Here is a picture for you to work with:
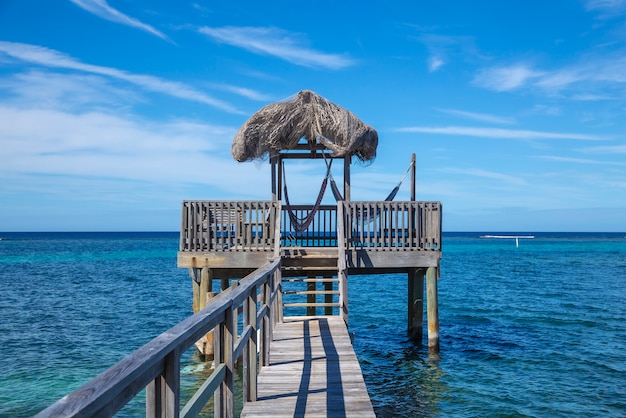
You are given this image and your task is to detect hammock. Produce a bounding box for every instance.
[283,155,414,232]
[282,160,332,234]
[326,155,413,203]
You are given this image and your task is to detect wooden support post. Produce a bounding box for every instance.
[324,280,333,316]
[164,350,180,418]
[215,307,234,418]
[307,276,316,316]
[199,267,211,311]
[146,374,164,417]
[426,266,440,352]
[221,278,229,291]
[243,285,257,402]
[146,350,180,417]
[408,268,424,342]
[275,269,283,323]
[343,156,351,201]
[191,268,200,314]
[271,155,277,201]
[337,202,348,325]
[260,280,271,367]
[193,268,215,357]
[410,153,416,202]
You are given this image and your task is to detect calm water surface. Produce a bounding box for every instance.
[1,232,625,417]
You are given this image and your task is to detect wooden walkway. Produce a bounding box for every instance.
[241,316,375,418]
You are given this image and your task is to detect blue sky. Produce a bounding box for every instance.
[0,0,625,232]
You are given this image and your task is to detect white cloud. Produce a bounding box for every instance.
[69,0,168,40]
[0,70,141,109]
[413,31,482,73]
[428,56,444,72]
[532,105,562,116]
[0,41,241,113]
[538,155,626,165]
[212,84,273,101]
[475,55,626,97]
[578,144,626,154]
[396,126,607,140]
[435,108,516,124]
[473,64,545,91]
[0,105,274,199]
[442,167,527,185]
[584,0,626,15]
[198,26,356,70]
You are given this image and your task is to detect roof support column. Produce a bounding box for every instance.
[343,156,351,202]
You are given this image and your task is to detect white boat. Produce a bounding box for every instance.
[479,235,535,247]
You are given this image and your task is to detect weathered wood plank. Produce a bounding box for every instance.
[241,316,375,418]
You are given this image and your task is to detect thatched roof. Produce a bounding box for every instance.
[232,90,378,162]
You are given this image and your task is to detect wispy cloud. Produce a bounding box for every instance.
[69,0,168,40]
[198,26,356,70]
[473,64,545,91]
[0,41,241,113]
[475,55,626,96]
[436,108,516,124]
[0,70,139,109]
[442,167,527,185]
[584,0,626,15]
[578,144,626,154]
[0,105,269,192]
[211,84,273,101]
[428,56,445,72]
[538,155,626,165]
[396,126,607,140]
[411,31,482,73]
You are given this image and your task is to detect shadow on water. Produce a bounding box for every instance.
[354,331,449,418]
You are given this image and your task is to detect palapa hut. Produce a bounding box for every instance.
[232,89,378,163]
[178,89,442,354]
[231,90,380,205]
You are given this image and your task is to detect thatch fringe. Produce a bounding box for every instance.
[232,90,378,162]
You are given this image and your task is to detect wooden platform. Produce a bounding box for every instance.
[241,316,375,418]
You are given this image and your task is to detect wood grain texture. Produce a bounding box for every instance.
[241,316,375,418]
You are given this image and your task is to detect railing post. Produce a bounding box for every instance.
[145,350,180,418]
[244,285,258,402]
[146,375,164,418]
[164,350,180,418]
[215,306,234,418]
[337,202,348,324]
[274,268,283,324]
[261,278,271,366]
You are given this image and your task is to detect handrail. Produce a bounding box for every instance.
[180,200,442,251]
[180,200,279,252]
[341,201,442,250]
[35,258,282,418]
[280,204,337,247]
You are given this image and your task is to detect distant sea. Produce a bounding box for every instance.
[1,232,625,417]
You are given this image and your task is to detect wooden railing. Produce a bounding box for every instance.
[340,201,442,250]
[35,259,282,418]
[180,200,442,252]
[281,204,337,246]
[180,201,280,252]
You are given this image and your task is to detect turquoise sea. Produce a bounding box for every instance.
[1,232,625,417]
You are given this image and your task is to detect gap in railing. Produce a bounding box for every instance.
[281,277,339,317]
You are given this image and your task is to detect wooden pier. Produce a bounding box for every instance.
[240,316,375,418]
[36,91,443,417]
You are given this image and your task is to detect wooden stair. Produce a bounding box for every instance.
[280,248,340,315]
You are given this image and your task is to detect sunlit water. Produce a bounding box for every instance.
[1,232,625,417]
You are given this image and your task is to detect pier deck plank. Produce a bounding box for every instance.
[241,316,375,418]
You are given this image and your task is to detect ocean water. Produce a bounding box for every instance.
[1,232,625,417]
